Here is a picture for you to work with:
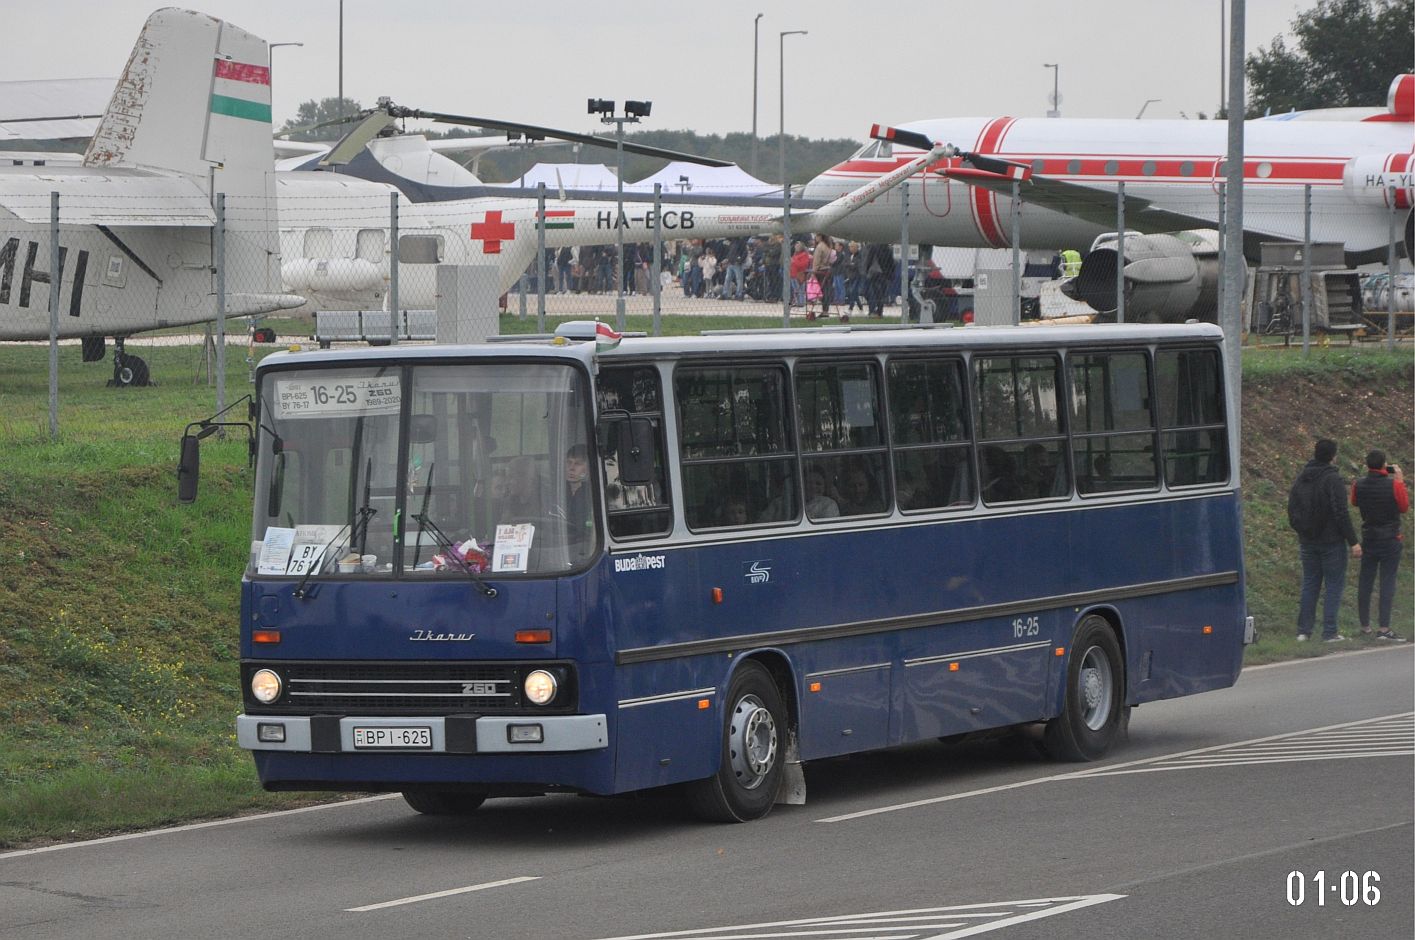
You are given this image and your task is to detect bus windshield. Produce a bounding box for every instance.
[250,361,594,579]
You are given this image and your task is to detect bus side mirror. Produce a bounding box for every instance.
[177,434,201,503]
[616,418,657,486]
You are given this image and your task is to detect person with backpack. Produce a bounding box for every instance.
[1350,449,1408,641]
[1288,438,1362,642]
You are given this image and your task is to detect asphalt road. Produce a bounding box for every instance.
[2,647,1411,940]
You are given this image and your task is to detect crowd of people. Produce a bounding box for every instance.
[530,235,959,320]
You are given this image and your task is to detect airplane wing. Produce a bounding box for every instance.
[0,78,113,141]
[0,167,214,225]
[939,163,1282,257]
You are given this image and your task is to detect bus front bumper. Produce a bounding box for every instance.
[236,713,608,754]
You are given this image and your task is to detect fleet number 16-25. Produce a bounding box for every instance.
[1012,616,1040,638]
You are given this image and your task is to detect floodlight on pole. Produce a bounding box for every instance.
[1043,63,1060,118]
[1136,98,1162,119]
[594,99,651,331]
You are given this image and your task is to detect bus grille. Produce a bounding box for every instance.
[260,663,534,713]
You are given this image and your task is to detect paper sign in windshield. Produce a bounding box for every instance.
[256,527,295,575]
[275,376,401,420]
[492,524,534,573]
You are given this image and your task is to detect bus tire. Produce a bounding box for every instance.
[1043,615,1126,762]
[686,661,784,823]
[401,790,487,816]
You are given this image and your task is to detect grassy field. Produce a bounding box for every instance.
[0,322,1409,848]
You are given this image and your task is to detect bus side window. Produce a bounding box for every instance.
[1155,348,1228,487]
[887,357,974,512]
[597,366,672,539]
[676,365,796,529]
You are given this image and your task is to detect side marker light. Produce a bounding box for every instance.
[1202,625,1213,635]
[948,662,960,672]
[711,587,723,604]
[252,630,281,644]
[516,629,552,644]
[808,681,822,693]
[697,699,710,710]
[1055,647,1066,657]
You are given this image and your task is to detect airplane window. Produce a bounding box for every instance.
[1067,159,1082,175]
[1104,160,1120,176]
[1142,161,1157,176]
[1180,161,1195,177]
[1256,162,1273,178]
[878,142,894,158]
[851,141,879,159]
[303,227,334,259]
[1032,159,1046,174]
[356,229,385,262]
[398,235,443,264]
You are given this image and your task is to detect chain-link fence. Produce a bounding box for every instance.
[4,178,1409,437]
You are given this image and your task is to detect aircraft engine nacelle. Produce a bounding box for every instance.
[1061,232,1221,323]
[281,258,384,293]
[1342,153,1413,209]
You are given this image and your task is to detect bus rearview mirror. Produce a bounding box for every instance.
[177,434,200,503]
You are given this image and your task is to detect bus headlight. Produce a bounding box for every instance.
[251,668,283,704]
[523,670,558,706]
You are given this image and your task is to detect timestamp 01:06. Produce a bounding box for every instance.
[1286,870,1381,906]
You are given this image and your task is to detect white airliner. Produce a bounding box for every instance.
[0,9,938,382]
[802,76,1413,321]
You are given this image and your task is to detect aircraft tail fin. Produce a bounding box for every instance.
[85,9,281,293]
[84,8,272,190]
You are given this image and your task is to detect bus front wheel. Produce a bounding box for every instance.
[1043,616,1127,762]
[402,790,487,816]
[686,661,784,823]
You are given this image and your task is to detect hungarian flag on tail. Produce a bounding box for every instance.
[594,321,622,351]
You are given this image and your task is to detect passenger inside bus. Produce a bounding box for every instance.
[501,455,543,520]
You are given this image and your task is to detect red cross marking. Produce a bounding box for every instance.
[470,210,517,254]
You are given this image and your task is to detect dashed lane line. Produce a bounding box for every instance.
[344,875,540,913]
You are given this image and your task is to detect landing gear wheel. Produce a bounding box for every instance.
[686,661,785,822]
[1043,615,1127,762]
[115,355,150,387]
[401,790,487,815]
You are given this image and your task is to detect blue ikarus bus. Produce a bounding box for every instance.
[203,321,1250,822]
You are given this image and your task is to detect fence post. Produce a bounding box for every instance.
[899,181,910,322]
[216,193,227,417]
[48,192,59,439]
[536,183,547,333]
[652,183,663,336]
[1010,178,1021,325]
[781,186,792,327]
[388,192,399,346]
[1301,183,1312,357]
[1115,181,1125,324]
[1389,185,1400,350]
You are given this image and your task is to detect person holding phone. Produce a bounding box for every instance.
[1351,449,1409,641]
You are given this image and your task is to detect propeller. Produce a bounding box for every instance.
[869,124,1028,179]
[318,97,732,168]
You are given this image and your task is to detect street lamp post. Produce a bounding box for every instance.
[1043,62,1060,117]
[1136,98,1162,119]
[267,41,303,76]
[590,98,651,331]
[778,29,807,192]
[751,13,763,178]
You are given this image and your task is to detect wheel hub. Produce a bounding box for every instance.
[729,695,778,790]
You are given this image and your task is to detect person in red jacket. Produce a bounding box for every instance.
[1351,449,1409,641]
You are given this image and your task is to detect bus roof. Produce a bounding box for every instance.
[256,322,1224,375]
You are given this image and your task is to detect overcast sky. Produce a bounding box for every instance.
[6,1,1323,141]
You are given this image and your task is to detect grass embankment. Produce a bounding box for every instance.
[0,326,1409,848]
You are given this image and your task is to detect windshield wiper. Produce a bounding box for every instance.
[412,511,498,598]
[411,462,435,570]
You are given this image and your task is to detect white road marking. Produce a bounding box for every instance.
[0,794,399,861]
[818,712,1413,822]
[344,875,540,912]
[589,895,1125,940]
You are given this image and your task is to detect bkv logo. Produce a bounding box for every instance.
[743,560,772,584]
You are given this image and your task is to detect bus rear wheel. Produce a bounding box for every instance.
[401,790,487,816]
[1043,615,1127,762]
[686,661,784,823]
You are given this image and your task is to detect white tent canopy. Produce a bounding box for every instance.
[628,161,780,197]
[516,162,619,191]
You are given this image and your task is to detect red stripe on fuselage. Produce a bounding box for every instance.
[214,60,271,85]
[971,117,1014,247]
